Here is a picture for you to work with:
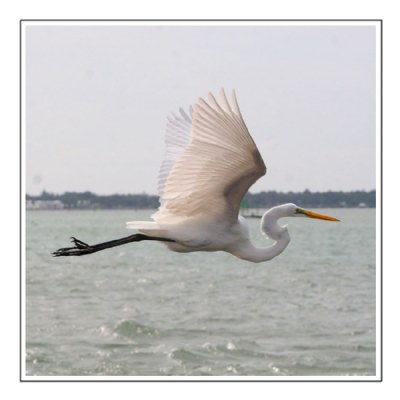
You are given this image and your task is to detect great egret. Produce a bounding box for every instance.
[53,89,339,262]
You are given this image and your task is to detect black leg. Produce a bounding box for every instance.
[52,234,175,257]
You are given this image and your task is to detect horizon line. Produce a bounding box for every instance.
[26,188,377,197]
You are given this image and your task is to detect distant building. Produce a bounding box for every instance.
[26,200,64,210]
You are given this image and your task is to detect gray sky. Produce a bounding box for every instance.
[25,22,377,195]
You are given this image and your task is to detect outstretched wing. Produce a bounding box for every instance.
[153,89,266,225]
[157,106,193,201]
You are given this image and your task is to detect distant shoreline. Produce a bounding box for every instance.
[26,190,376,210]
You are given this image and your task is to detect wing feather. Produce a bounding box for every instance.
[153,89,266,225]
[157,108,192,198]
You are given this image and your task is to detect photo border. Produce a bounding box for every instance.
[20,18,383,383]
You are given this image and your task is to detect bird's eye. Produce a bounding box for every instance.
[294,208,305,216]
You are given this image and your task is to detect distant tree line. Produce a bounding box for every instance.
[241,189,375,209]
[26,189,376,209]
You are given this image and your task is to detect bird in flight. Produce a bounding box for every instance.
[53,89,339,262]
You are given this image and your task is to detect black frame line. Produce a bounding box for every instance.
[20,18,383,383]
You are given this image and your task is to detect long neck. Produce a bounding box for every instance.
[232,206,291,263]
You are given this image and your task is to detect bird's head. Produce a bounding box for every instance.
[260,203,339,243]
[284,203,340,221]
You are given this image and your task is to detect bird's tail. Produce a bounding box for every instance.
[126,221,166,236]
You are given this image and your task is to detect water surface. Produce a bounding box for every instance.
[25,209,376,378]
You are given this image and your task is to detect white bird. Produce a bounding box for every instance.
[53,89,339,262]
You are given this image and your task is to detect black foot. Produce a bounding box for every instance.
[52,237,96,257]
[53,233,176,258]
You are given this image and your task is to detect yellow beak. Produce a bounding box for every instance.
[297,208,340,222]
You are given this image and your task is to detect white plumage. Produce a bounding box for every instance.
[126,89,338,262]
[54,89,339,261]
[130,89,265,226]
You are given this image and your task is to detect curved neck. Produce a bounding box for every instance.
[232,205,292,263]
[233,235,290,263]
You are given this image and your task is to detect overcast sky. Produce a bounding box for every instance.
[24,22,377,196]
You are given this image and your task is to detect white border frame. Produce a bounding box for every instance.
[20,19,382,382]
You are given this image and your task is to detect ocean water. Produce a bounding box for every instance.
[24,208,377,378]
